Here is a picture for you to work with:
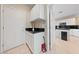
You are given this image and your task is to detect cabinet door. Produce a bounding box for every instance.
[30,5,40,21]
[39,5,45,20]
[34,32,44,53]
[26,31,34,52]
[30,4,45,21]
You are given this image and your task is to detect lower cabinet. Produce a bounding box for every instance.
[26,31,44,54]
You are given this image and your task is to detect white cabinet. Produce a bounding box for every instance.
[70,29,79,37]
[26,31,44,53]
[26,31,34,52]
[30,4,45,21]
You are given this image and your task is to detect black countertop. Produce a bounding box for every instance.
[25,28,45,34]
[55,25,79,30]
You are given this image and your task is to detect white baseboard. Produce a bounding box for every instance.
[2,42,25,53]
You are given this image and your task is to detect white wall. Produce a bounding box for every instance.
[31,20,46,28]
[2,4,31,51]
[55,18,76,25]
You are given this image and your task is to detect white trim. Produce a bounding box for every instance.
[1,4,4,53]
[0,5,1,53]
[50,5,56,50]
[46,5,50,51]
[3,43,25,53]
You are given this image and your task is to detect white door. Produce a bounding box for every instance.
[3,5,26,51]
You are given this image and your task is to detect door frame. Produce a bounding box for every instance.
[47,4,55,51]
[46,5,53,51]
[1,4,4,53]
[45,5,49,51]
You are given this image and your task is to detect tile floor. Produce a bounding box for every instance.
[4,43,31,54]
[52,35,79,54]
[4,35,79,54]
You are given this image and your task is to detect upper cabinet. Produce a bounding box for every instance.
[30,4,45,22]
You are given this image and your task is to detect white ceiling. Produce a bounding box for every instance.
[53,4,79,20]
[26,4,79,20]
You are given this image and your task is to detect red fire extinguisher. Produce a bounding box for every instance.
[41,36,47,53]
